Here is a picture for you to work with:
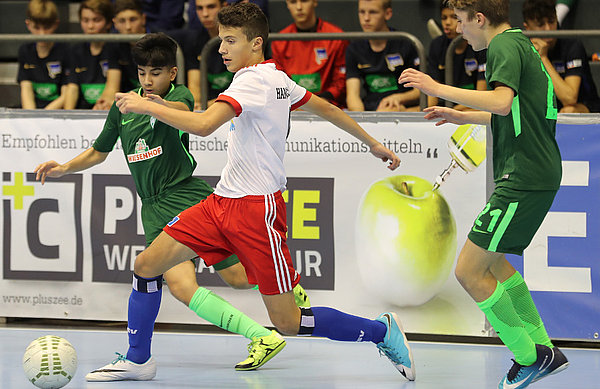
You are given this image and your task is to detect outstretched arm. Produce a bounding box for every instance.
[423,106,491,126]
[34,147,109,184]
[398,68,514,116]
[115,91,235,136]
[301,94,401,170]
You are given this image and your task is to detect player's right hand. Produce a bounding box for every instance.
[370,143,401,171]
[423,106,467,126]
[34,161,65,185]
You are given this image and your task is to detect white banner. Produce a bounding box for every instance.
[0,112,487,336]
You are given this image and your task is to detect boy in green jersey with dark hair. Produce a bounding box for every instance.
[398,0,568,387]
[35,32,309,382]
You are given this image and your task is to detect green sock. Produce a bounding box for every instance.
[502,271,553,348]
[477,282,537,366]
[188,287,271,340]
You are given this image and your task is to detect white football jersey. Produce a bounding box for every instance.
[214,60,311,197]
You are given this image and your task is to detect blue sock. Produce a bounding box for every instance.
[126,274,163,364]
[309,307,387,344]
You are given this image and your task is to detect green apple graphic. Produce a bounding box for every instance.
[355,175,457,306]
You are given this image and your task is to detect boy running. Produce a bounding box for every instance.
[398,0,568,387]
[35,32,309,381]
[115,2,415,380]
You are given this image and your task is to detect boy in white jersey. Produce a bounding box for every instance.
[115,2,415,379]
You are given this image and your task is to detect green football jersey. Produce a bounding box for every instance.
[486,28,562,190]
[93,84,197,199]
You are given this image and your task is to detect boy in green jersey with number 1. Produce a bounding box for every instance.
[398,0,569,388]
[35,32,310,382]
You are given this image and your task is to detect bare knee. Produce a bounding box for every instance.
[269,311,300,336]
[134,251,154,278]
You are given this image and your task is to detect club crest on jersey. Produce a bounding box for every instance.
[127,138,163,163]
[100,60,109,78]
[314,48,328,65]
[385,54,404,71]
[464,58,478,76]
[229,120,236,132]
[150,116,156,129]
[46,61,62,79]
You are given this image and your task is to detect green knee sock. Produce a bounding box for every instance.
[477,282,537,366]
[188,287,271,340]
[502,271,553,348]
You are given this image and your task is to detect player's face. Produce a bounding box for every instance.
[80,8,110,34]
[218,26,260,72]
[454,9,486,51]
[286,0,317,27]
[358,0,391,33]
[440,8,458,39]
[524,17,557,46]
[196,0,223,31]
[137,66,177,96]
[113,10,146,34]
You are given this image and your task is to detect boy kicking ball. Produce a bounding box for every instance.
[35,32,311,381]
[398,0,568,387]
[115,2,415,381]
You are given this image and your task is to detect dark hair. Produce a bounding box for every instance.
[217,2,269,54]
[448,0,509,27]
[440,0,451,12]
[114,0,143,16]
[522,0,557,23]
[132,32,177,68]
[79,0,114,22]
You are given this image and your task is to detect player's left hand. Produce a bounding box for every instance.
[398,68,439,97]
[92,98,111,111]
[115,91,148,114]
[370,143,401,170]
[531,38,549,57]
[145,93,167,106]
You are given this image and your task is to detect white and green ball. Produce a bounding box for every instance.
[23,335,77,389]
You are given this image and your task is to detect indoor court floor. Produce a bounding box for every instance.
[1,326,598,388]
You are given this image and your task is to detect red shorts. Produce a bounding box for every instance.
[163,191,300,295]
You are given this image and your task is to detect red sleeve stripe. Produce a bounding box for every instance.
[291,91,313,111]
[216,94,242,116]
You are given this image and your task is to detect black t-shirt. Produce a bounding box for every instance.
[548,38,600,112]
[67,42,119,109]
[346,33,420,111]
[17,42,70,108]
[108,42,140,92]
[174,28,233,100]
[428,35,486,89]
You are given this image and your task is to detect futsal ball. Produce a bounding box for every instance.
[23,335,77,389]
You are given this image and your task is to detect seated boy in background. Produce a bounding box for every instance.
[18,0,70,109]
[523,0,600,112]
[65,0,120,110]
[271,0,348,107]
[427,0,486,110]
[110,0,147,93]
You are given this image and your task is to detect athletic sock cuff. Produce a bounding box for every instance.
[477,281,504,311]
[501,271,524,290]
[189,287,211,311]
[132,273,163,293]
[298,307,315,336]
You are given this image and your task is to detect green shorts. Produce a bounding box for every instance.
[468,186,557,255]
[141,176,239,271]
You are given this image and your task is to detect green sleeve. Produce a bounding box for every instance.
[93,102,120,152]
[486,36,521,94]
[169,85,194,111]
